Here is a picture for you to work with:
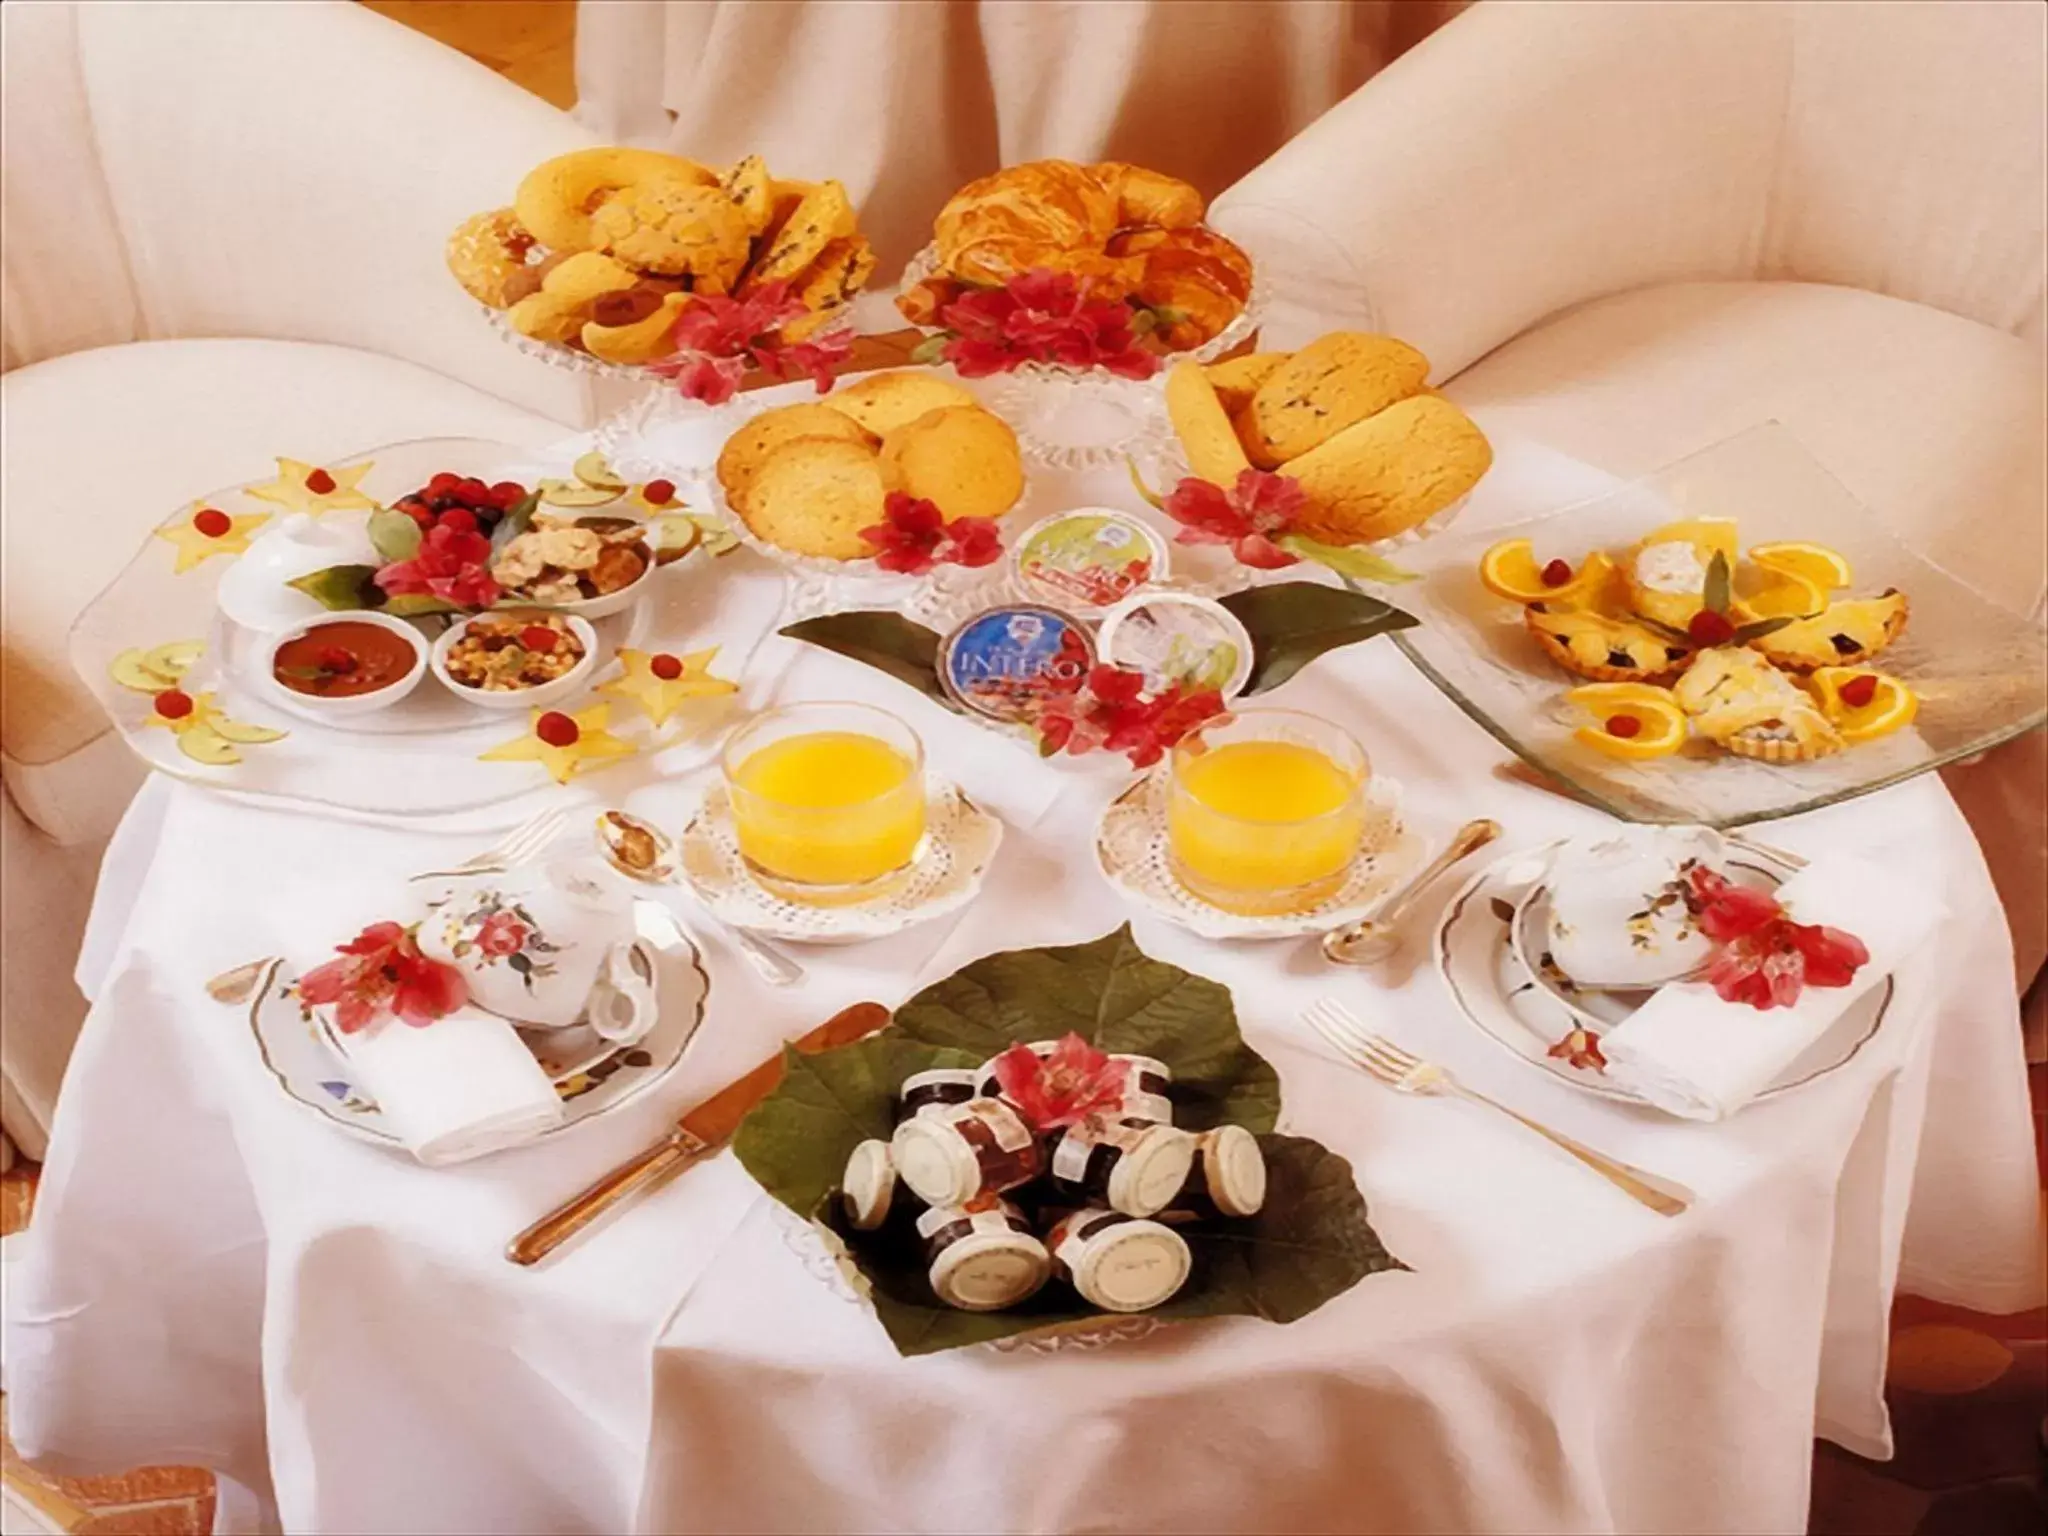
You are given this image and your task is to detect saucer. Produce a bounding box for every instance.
[1093,770,1423,941]
[676,775,1003,943]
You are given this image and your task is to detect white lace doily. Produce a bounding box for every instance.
[677,775,1003,942]
[1094,770,1425,940]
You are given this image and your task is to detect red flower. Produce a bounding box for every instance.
[1683,866,1871,1010]
[476,911,528,958]
[657,354,749,406]
[991,1033,1128,1131]
[1163,470,1308,570]
[1033,664,1226,768]
[1547,1026,1608,1072]
[934,269,1159,379]
[375,522,499,609]
[857,491,1003,575]
[650,283,850,402]
[299,921,467,1033]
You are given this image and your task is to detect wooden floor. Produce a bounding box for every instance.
[358,0,577,108]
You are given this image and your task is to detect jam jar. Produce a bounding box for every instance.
[917,1200,1050,1310]
[898,1068,978,1120]
[973,1040,1056,1100]
[1172,1124,1267,1218]
[1046,1207,1191,1312]
[1046,1115,1196,1217]
[1108,1053,1173,1124]
[891,1096,1045,1207]
[840,1139,902,1231]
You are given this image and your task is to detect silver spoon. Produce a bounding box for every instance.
[1321,818,1503,966]
[595,809,806,988]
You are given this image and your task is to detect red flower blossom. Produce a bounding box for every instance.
[659,354,749,406]
[299,921,467,1034]
[649,283,851,403]
[856,491,1003,575]
[375,522,499,609]
[475,911,527,958]
[1163,469,1308,569]
[1034,663,1227,768]
[934,269,1159,380]
[990,1032,1128,1131]
[1548,1026,1608,1072]
[1684,867,1871,1010]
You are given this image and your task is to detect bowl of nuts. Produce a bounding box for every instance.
[431,611,598,710]
[491,511,656,621]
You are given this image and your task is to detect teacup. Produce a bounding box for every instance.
[417,858,656,1041]
[1541,826,1727,989]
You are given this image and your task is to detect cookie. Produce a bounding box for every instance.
[739,437,890,560]
[722,154,775,236]
[743,180,858,289]
[877,406,1025,523]
[1243,333,1430,464]
[588,181,751,285]
[717,404,877,507]
[445,208,540,308]
[1203,351,1290,415]
[514,147,718,252]
[1165,361,1251,486]
[582,292,688,364]
[1286,394,1492,545]
[822,371,978,438]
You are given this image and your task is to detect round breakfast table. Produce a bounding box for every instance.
[4,433,2042,1536]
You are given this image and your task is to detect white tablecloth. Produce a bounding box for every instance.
[5,449,2043,1535]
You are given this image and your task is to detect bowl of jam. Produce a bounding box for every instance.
[266,612,428,717]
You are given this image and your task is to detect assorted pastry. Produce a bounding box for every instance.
[1479,520,1917,762]
[714,370,1023,561]
[898,159,1252,351]
[1165,334,1493,546]
[448,147,876,363]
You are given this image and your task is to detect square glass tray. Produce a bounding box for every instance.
[1389,423,2047,827]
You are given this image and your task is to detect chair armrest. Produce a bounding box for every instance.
[67,0,597,425]
[1211,0,1790,377]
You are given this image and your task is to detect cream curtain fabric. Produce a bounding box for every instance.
[574,0,1470,272]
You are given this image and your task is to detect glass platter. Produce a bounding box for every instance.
[1389,423,2047,827]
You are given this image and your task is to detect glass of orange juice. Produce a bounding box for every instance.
[723,702,928,904]
[1166,710,1370,916]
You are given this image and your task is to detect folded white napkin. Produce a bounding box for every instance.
[336,1004,566,1165]
[1599,853,1943,1121]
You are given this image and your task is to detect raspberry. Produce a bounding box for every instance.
[642,479,676,507]
[1687,609,1735,646]
[154,689,194,720]
[490,481,526,508]
[304,468,337,495]
[1605,714,1642,738]
[436,508,478,536]
[519,624,558,652]
[457,477,491,506]
[649,652,683,680]
[316,647,358,675]
[192,508,233,538]
[427,472,462,496]
[535,711,579,747]
[403,504,434,530]
[1540,558,1573,587]
[1838,674,1879,709]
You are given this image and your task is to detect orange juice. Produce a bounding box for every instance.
[729,728,925,894]
[1167,726,1367,915]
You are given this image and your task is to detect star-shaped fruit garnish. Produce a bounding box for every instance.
[598,647,738,726]
[143,689,286,765]
[155,503,271,572]
[478,703,636,784]
[244,457,376,515]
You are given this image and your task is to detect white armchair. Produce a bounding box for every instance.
[0,0,598,1154]
[1213,0,2048,982]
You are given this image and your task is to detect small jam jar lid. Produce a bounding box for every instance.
[920,1206,1051,1311]
[900,1067,978,1101]
[1197,1124,1267,1218]
[1109,1053,1172,1080]
[1062,1214,1191,1312]
[841,1139,898,1231]
[1096,590,1254,702]
[1010,508,1169,612]
[937,605,1096,724]
[891,1113,983,1207]
[1106,1123,1198,1217]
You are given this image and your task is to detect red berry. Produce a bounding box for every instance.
[427,472,462,496]
[490,480,526,508]
[1838,674,1879,709]
[535,710,579,747]
[1604,714,1642,739]
[649,652,683,680]
[192,508,233,538]
[519,624,558,652]
[642,479,676,507]
[457,477,491,506]
[316,646,358,675]
[154,689,194,720]
[304,468,337,495]
[436,508,478,535]
[404,505,434,530]
[1540,558,1573,587]
[1687,609,1735,646]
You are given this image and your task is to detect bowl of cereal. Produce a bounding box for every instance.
[431,611,598,710]
[491,512,656,620]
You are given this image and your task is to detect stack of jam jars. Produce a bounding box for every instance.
[836,1043,1268,1315]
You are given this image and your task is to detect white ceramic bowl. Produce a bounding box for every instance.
[499,529,657,621]
[431,611,599,711]
[262,609,430,719]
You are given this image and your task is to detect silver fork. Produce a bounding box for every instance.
[408,803,575,883]
[1302,998,1693,1217]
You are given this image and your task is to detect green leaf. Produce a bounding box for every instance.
[778,612,952,707]
[1730,614,1795,644]
[1278,535,1419,585]
[367,509,421,564]
[489,491,540,555]
[286,564,381,611]
[1218,581,1419,695]
[1704,550,1731,615]
[908,333,949,365]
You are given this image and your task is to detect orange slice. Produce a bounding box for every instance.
[1731,567,1829,623]
[1565,684,1688,759]
[1749,541,1852,591]
[1479,539,1616,607]
[1805,667,1918,744]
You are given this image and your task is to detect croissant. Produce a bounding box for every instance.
[1109,227,1253,348]
[1091,161,1205,230]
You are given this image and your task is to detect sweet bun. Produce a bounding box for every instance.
[1111,227,1252,348]
[446,208,540,308]
[877,406,1024,523]
[717,404,877,508]
[822,371,978,437]
[1242,333,1431,465]
[1286,394,1493,545]
[588,181,751,286]
[738,437,891,560]
[934,161,1120,263]
[514,147,718,252]
[1091,162,1205,229]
